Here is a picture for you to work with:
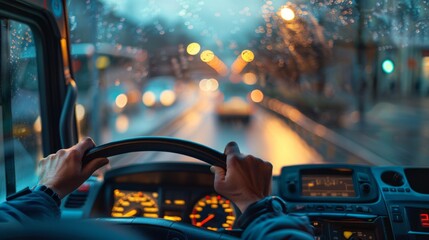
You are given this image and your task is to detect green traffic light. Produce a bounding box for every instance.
[382,59,394,74]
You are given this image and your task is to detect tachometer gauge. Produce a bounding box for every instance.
[111,189,159,218]
[190,194,236,231]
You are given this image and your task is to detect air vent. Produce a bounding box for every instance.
[381,171,404,187]
[64,191,89,208]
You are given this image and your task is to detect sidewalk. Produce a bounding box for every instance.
[336,97,429,166]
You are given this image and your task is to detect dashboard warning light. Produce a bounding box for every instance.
[343,231,353,239]
[420,213,429,227]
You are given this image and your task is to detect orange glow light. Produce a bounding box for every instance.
[115,94,128,109]
[231,57,247,74]
[142,91,156,107]
[243,72,257,85]
[250,89,264,103]
[115,114,129,133]
[160,90,176,106]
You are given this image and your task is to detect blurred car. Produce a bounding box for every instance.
[215,82,254,122]
[142,76,177,108]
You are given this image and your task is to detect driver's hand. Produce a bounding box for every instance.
[37,137,109,199]
[211,142,272,213]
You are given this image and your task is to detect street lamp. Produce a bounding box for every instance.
[280,6,295,21]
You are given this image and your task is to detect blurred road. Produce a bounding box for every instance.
[110,92,323,175]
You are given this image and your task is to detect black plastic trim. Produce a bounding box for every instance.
[0,18,16,195]
[60,79,78,148]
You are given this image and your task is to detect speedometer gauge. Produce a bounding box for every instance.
[190,194,236,231]
[111,189,159,218]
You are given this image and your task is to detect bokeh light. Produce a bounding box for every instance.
[186,42,201,55]
[280,7,295,21]
[142,91,156,107]
[33,116,42,133]
[115,94,128,109]
[250,89,264,103]
[200,50,215,62]
[199,78,219,92]
[243,72,257,85]
[241,50,255,63]
[160,90,176,106]
[115,114,129,133]
[382,59,395,74]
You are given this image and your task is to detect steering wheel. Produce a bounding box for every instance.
[83,136,226,168]
[81,136,239,240]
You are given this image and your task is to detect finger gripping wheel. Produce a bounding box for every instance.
[82,136,227,169]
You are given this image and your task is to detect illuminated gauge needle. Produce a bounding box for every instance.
[123,209,141,217]
[197,214,215,227]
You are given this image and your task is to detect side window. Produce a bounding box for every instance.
[0,20,43,199]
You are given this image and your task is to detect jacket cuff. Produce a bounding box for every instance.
[235,196,287,229]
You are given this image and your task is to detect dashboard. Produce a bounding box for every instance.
[61,162,429,240]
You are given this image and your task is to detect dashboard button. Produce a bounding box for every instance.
[335,206,345,211]
[382,187,389,192]
[397,188,404,192]
[315,205,325,211]
[356,206,370,213]
[393,213,403,222]
[294,204,306,211]
[358,173,370,182]
[390,188,397,192]
[405,188,410,192]
[391,206,400,213]
[345,206,353,211]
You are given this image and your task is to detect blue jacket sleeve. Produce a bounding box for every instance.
[241,212,314,240]
[0,191,60,223]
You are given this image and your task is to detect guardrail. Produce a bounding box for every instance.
[260,96,393,166]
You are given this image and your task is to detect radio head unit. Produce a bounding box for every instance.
[280,165,378,203]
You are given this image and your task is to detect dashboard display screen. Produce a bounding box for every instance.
[301,174,356,197]
[407,208,429,232]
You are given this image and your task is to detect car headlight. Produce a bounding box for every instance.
[160,90,176,106]
[142,91,156,107]
[115,94,128,109]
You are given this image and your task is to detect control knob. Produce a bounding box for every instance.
[360,183,371,194]
[288,181,296,193]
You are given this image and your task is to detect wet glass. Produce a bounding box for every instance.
[7,21,42,197]
[67,0,429,173]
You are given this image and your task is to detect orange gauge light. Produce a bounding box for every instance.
[190,194,236,231]
[111,190,159,218]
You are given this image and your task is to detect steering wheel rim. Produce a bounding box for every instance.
[83,136,226,168]
[80,137,238,239]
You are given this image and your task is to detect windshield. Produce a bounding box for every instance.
[66,0,429,174]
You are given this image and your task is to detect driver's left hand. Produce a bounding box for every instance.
[37,137,109,199]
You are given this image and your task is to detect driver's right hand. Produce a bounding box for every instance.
[211,142,273,213]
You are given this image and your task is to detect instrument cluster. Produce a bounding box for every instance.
[110,189,236,231]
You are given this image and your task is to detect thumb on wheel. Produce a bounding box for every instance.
[224,141,240,156]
